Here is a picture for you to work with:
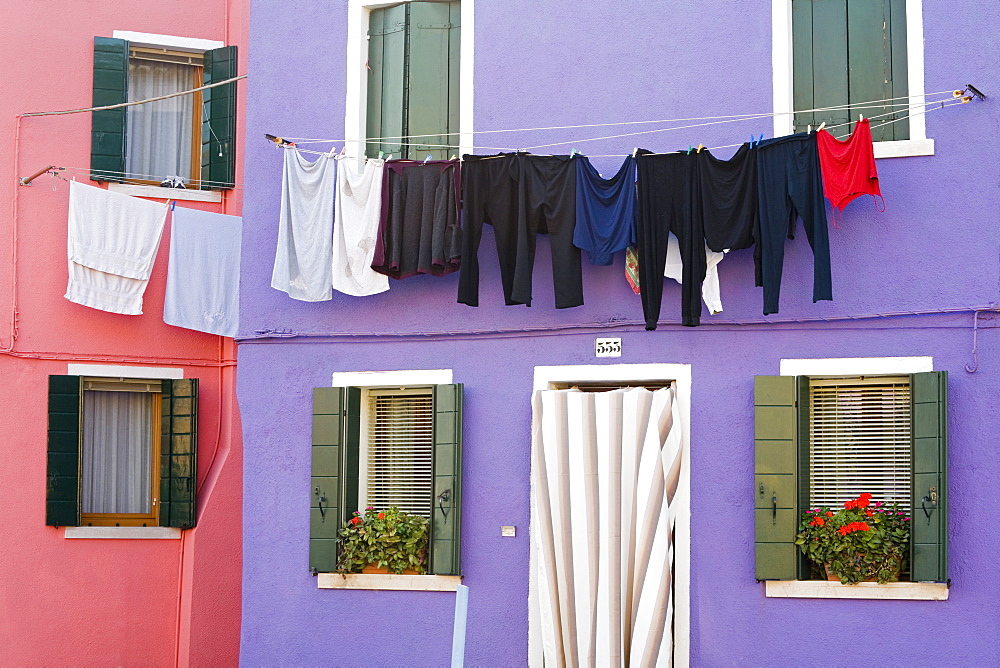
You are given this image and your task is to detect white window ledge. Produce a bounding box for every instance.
[64,526,181,539]
[106,183,223,203]
[317,573,462,591]
[765,580,948,600]
[874,138,935,159]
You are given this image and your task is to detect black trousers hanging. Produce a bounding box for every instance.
[754,133,832,315]
[636,150,704,328]
[459,153,582,308]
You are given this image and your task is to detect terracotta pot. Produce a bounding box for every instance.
[360,563,420,575]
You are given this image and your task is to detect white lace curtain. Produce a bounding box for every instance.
[530,386,683,667]
[81,390,154,514]
[126,59,196,182]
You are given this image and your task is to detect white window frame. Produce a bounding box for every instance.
[344,0,474,160]
[63,363,184,540]
[771,0,934,158]
[766,355,948,600]
[318,369,461,591]
[529,363,692,668]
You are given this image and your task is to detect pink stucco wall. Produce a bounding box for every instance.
[0,1,247,664]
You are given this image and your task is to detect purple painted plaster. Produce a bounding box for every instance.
[240,1,1000,665]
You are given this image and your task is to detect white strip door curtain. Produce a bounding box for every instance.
[531,386,683,667]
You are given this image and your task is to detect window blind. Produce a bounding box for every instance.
[365,389,433,517]
[808,376,911,511]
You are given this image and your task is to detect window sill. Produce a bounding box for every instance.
[64,526,181,539]
[106,183,223,203]
[316,573,462,591]
[764,580,948,600]
[873,138,935,159]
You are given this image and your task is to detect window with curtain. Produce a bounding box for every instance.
[126,49,202,183]
[81,389,156,516]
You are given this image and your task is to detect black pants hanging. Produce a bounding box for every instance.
[458,153,582,308]
[754,134,831,315]
[636,150,704,328]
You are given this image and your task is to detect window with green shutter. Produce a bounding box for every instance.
[754,371,948,583]
[45,375,199,529]
[365,1,460,160]
[792,0,909,142]
[310,382,463,575]
[89,37,237,189]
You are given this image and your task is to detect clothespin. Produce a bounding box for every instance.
[170,200,176,211]
[327,145,338,158]
[424,153,433,164]
[696,144,704,153]
[450,154,457,161]
[632,147,639,157]
[339,146,347,156]
[386,154,393,161]
[378,151,384,160]
[807,124,812,134]
[756,133,764,147]
[858,113,864,121]
[570,148,577,158]
[817,122,826,132]
[686,145,693,155]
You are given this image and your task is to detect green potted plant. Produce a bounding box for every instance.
[795,493,911,585]
[335,506,429,575]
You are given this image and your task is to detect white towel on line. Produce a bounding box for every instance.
[271,149,336,301]
[164,207,242,337]
[331,157,389,297]
[65,181,168,315]
[664,232,726,315]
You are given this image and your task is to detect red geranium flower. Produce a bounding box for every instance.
[826,511,833,517]
[351,517,362,525]
[378,513,385,520]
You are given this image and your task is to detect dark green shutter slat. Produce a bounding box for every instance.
[311,387,346,572]
[791,0,815,133]
[406,1,458,160]
[754,376,799,580]
[160,378,198,529]
[910,371,948,582]
[90,37,128,182]
[366,4,407,158]
[342,387,362,522]
[886,0,909,140]
[795,376,812,581]
[810,0,851,131]
[430,383,462,575]
[447,2,461,151]
[47,375,82,527]
[847,0,893,140]
[202,46,237,190]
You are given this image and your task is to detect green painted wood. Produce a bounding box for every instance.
[311,387,345,572]
[847,1,891,139]
[372,4,407,157]
[887,0,909,140]
[366,8,387,158]
[202,46,237,189]
[160,379,198,529]
[811,0,850,130]
[754,376,799,580]
[430,383,463,575]
[791,0,815,132]
[407,1,455,160]
[910,371,948,582]
[46,376,82,526]
[447,2,461,150]
[342,387,362,522]
[90,37,128,182]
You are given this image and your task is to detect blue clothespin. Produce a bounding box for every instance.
[756,133,764,147]
[424,153,433,164]
[749,134,756,148]
[170,200,176,211]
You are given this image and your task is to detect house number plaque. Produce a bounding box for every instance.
[595,338,622,357]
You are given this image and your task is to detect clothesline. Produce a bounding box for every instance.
[34,167,245,191]
[281,98,962,160]
[281,88,967,145]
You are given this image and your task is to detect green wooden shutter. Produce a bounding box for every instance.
[311,388,345,572]
[202,46,237,190]
[910,371,948,582]
[366,5,407,158]
[160,378,198,529]
[406,1,460,160]
[90,37,128,182]
[754,376,801,580]
[430,383,462,575]
[46,375,82,527]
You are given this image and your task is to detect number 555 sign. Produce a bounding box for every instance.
[595,338,622,357]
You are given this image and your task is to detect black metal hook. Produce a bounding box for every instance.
[315,486,326,520]
[437,488,452,523]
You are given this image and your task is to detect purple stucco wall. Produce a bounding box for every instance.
[240,1,1000,665]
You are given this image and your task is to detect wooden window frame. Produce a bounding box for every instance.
[125,48,204,187]
[79,383,163,528]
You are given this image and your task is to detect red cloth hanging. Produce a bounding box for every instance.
[816,118,883,221]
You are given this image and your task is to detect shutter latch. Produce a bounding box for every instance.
[921,486,938,524]
[437,488,452,523]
